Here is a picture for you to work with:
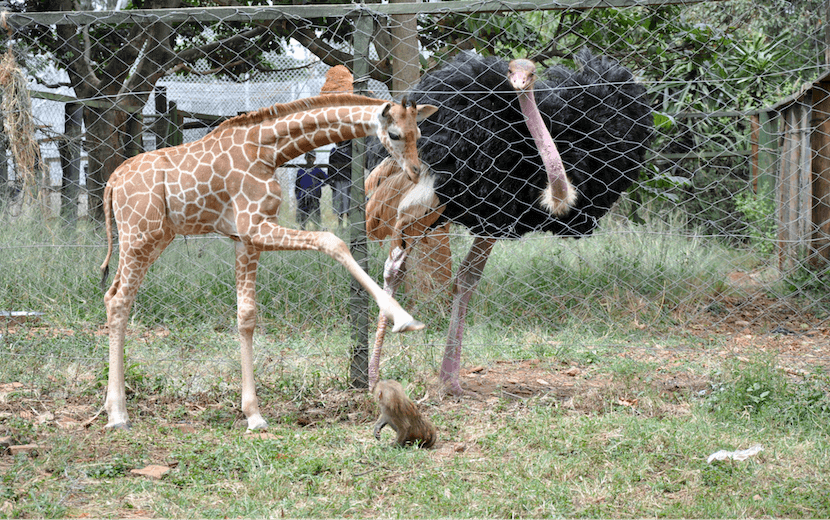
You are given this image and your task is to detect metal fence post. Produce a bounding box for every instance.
[348,9,372,389]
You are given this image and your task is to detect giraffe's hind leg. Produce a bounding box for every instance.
[104,230,174,429]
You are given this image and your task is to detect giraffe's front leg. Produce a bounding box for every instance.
[245,223,423,335]
[236,244,268,430]
[368,245,410,389]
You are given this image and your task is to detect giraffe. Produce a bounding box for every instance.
[99,93,438,430]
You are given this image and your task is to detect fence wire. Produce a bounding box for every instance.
[1,0,829,388]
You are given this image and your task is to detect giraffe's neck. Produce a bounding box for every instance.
[259,105,381,166]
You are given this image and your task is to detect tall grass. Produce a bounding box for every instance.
[0,208,748,402]
[0,209,751,359]
[389,215,745,370]
[477,216,734,331]
[0,215,105,325]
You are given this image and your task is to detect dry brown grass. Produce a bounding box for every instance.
[0,15,43,201]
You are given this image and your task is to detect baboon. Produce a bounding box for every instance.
[372,380,437,448]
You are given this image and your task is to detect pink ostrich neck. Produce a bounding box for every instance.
[516,86,570,205]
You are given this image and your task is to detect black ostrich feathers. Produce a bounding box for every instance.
[369,48,653,239]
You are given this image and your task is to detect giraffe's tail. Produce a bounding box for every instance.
[99,181,114,292]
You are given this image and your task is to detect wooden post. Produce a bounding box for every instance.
[123,109,144,158]
[750,114,759,193]
[757,110,777,198]
[0,122,8,201]
[755,110,782,266]
[165,101,183,148]
[59,102,83,224]
[348,9,372,389]
[154,86,168,150]
[390,0,420,96]
[826,0,830,66]
[810,81,830,268]
[777,101,812,270]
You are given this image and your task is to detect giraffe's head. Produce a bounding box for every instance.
[375,98,438,183]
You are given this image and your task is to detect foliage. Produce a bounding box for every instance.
[708,356,830,431]
[536,2,824,239]
[734,187,776,255]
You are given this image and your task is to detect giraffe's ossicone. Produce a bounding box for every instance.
[99,93,437,430]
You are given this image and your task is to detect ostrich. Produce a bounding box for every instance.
[365,49,653,394]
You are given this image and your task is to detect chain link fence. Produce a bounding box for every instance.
[1,0,829,389]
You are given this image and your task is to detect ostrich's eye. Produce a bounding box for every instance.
[388,131,401,141]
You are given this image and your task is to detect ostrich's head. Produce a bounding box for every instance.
[508,58,577,216]
[508,58,538,93]
[376,97,438,183]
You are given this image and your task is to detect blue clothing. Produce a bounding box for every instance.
[295,166,327,202]
[295,166,327,229]
[327,142,352,223]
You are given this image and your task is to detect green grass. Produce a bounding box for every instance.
[2,211,830,517]
[2,355,830,518]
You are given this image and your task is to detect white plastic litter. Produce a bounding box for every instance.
[707,444,764,463]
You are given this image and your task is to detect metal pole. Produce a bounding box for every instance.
[348,9,372,388]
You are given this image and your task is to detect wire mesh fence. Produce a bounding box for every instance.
[1,0,829,392]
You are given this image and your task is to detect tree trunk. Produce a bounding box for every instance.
[85,105,127,222]
[59,102,83,224]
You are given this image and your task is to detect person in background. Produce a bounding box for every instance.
[295,152,327,229]
[327,140,352,227]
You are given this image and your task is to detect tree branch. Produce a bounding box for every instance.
[291,25,391,84]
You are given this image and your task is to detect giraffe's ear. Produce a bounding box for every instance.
[416,104,438,122]
[380,102,392,120]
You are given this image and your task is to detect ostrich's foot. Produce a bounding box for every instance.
[439,372,477,398]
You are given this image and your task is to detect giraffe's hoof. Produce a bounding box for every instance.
[104,421,132,430]
[246,415,269,431]
[392,319,425,333]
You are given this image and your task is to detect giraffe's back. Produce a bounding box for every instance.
[111,132,282,239]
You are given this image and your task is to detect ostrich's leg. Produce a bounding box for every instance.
[439,236,496,395]
[369,245,410,388]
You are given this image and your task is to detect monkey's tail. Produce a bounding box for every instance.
[99,181,114,292]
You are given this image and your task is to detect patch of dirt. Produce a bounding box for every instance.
[461,359,710,400]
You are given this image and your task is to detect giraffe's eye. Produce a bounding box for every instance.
[388,131,401,141]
